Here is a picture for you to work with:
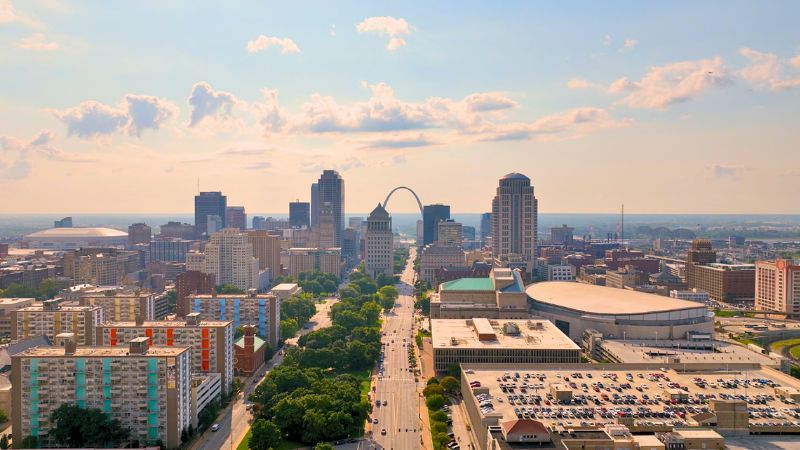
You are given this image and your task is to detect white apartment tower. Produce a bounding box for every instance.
[491,173,538,265]
[203,228,259,291]
[365,203,393,279]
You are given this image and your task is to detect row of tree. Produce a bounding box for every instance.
[275,272,339,297]
[0,279,59,300]
[279,293,318,339]
[423,376,460,450]
[393,247,409,274]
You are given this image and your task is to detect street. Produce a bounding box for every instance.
[372,247,421,450]
[193,296,339,450]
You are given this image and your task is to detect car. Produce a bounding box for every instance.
[381,428,387,435]
[383,400,388,406]
[373,418,379,424]
[210,424,220,432]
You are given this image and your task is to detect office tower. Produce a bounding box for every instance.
[491,173,538,261]
[225,206,247,230]
[365,203,393,279]
[315,170,345,246]
[207,215,223,235]
[128,222,152,246]
[12,337,192,449]
[755,259,800,315]
[159,221,195,240]
[12,300,103,345]
[194,191,227,237]
[687,239,717,264]
[289,201,310,228]
[288,248,342,278]
[252,216,266,230]
[342,228,358,265]
[317,202,336,248]
[175,270,216,316]
[246,230,282,275]
[310,183,319,227]
[53,216,72,228]
[191,292,281,348]
[97,313,234,394]
[480,212,491,242]
[423,204,450,245]
[149,239,194,262]
[437,220,463,247]
[78,291,156,322]
[462,226,476,241]
[203,229,259,291]
[551,224,574,245]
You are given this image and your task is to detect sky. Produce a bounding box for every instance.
[1,1,799,215]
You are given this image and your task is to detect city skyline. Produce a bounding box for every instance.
[1,1,800,215]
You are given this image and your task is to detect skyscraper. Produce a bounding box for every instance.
[423,204,450,245]
[194,191,227,237]
[289,201,310,228]
[365,203,393,279]
[491,173,538,263]
[480,213,491,242]
[203,228,259,291]
[315,170,345,247]
[317,202,336,248]
[310,183,319,227]
[437,219,463,247]
[225,206,247,230]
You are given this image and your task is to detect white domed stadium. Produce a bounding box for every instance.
[24,227,128,250]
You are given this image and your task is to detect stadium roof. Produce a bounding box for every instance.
[441,277,495,292]
[526,282,707,315]
[25,227,127,239]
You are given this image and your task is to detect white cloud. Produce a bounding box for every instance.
[0,130,70,180]
[16,33,59,51]
[356,16,414,51]
[711,164,745,179]
[246,35,300,54]
[621,39,637,52]
[187,82,239,127]
[463,92,517,112]
[54,95,178,138]
[612,57,731,109]
[478,107,630,142]
[0,0,35,26]
[567,78,593,89]
[359,133,438,150]
[330,24,336,37]
[603,34,612,46]
[739,47,800,91]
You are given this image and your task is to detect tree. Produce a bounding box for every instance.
[338,286,359,299]
[20,436,38,449]
[447,364,461,380]
[431,421,448,434]
[314,443,335,450]
[379,295,395,311]
[249,419,282,450]
[281,318,299,339]
[216,284,245,294]
[50,404,130,448]
[427,377,440,386]
[423,383,445,398]
[430,410,448,422]
[425,394,446,410]
[0,435,8,449]
[231,378,244,396]
[0,410,7,423]
[432,431,450,449]
[439,376,460,395]
[378,285,398,301]
[375,273,395,288]
[281,296,317,325]
[165,290,177,313]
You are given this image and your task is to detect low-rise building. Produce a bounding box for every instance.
[234,325,267,376]
[670,288,711,303]
[546,264,576,281]
[287,248,342,278]
[419,244,466,286]
[269,283,302,300]
[687,263,755,304]
[430,268,528,319]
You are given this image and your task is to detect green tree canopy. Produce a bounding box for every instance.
[216,284,245,294]
[249,419,282,450]
[50,404,130,448]
[439,376,460,395]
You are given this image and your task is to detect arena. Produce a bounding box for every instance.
[23,227,128,249]
[526,282,715,341]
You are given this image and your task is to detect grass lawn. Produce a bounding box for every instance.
[790,346,800,359]
[772,338,800,353]
[713,309,740,317]
[236,429,304,450]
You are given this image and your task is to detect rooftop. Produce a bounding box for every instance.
[527,282,708,315]
[431,318,579,350]
[15,345,189,358]
[599,339,782,368]
[441,277,495,292]
[24,227,127,239]
[0,297,35,305]
[271,283,300,291]
[100,319,232,328]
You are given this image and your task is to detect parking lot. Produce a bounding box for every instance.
[462,364,800,432]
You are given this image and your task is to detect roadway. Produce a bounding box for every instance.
[193,296,339,450]
[372,247,421,450]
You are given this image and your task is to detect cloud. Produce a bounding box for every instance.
[187,82,238,127]
[0,130,76,180]
[16,33,59,51]
[360,133,438,150]
[244,161,271,170]
[711,164,745,179]
[478,107,630,142]
[0,0,36,26]
[567,78,594,89]
[54,95,178,138]
[612,57,731,109]
[603,34,612,46]
[356,16,414,51]
[739,47,800,91]
[220,148,271,157]
[246,35,300,54]
[330,24,336,37]
[621,39,637,52]
[463,93,517,112]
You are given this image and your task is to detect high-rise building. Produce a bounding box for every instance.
[175,270,216,316]
[53,216,72,228]
[63,248,141,286]
[416,220,424,246]
[78,291,156,322]
[755,259,800,316]
[310,183,319,227]
[149,239,194,263]
[12,300,103,345]
[185,251,205,271]
[246,230,282,276]
[480,213,491,242]
[687,263,755,304]
[289,201,310,228]
[203,229,259,291]
[423,204,450,246]
[437,220,463,247]
[317,202,336,248]
[315,170,345,246]
[687,239,716,264]
[365,203,393,279]
[97,313,234,394]
[288,248,342,278]
[551,224,574,245]
[158,221,195,240]
[12,337,192,449]
[207,215,223,234]
[225,206,247,230]
[194,191,227,237]
[491,173,538,264]
[342,228,358,265]
[128,223,152,246]
[191,292,281,348]
[462,226,476,241]
[252,216,266,230]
